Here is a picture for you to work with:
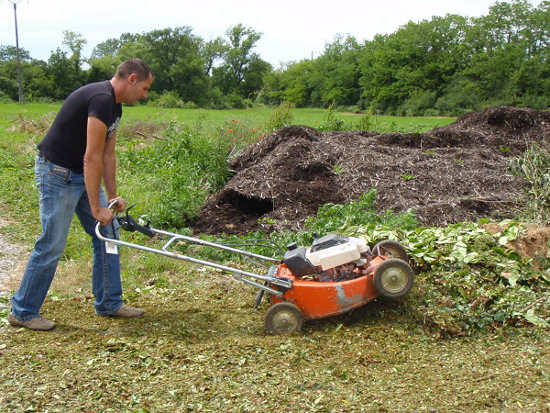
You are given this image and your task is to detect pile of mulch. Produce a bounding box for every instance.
[192,106,550,235]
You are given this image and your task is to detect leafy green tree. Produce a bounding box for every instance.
[113,33,148,64]
[212,24,270,99]
[200,37,227,76]
[259,68,284,105]
[88,36,126,83]
[0,45,30,62]
[138,27,209,104]
[239,56,271,99]
[22,60,54,100]
[463,0,541,105]
[310,35,361,107]
[62,30,87,74]
[0,45,29,101]
[1,45,54,101]
[86,56,119,83]
[358,14,469,114]
[90,38,121,59]
[46,48,77,99]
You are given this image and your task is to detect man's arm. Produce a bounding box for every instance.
[102,131,126,212]
[84,116,112,225]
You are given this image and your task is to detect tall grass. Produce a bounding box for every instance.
[120,122,231,227]
[509,143,550,223]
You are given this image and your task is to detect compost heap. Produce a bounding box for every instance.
[192,106,550,235]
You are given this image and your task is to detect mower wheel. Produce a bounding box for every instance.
[373,240,409,262]
[373,258,414,299]
[265,302,303,335]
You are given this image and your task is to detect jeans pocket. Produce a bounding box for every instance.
[48,162,72,183]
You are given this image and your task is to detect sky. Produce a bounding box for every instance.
[0,0,543,67]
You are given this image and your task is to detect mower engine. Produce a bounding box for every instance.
[283,235,372,282]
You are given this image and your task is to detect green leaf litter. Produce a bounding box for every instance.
[353,219,550,335]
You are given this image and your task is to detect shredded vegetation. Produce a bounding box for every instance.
[1,275,549,412]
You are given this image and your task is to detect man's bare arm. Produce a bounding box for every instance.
[84,116,112,225]
[102,132,126,212]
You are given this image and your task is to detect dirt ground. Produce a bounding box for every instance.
[192,106,550,235]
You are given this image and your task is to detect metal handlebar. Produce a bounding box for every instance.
[93,203,290,296]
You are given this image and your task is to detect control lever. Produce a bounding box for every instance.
[117,204,155,238]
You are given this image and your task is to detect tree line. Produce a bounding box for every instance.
[1,0,549,115]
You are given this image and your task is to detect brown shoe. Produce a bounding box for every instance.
[8,312,56,331]
[111,305,144,318]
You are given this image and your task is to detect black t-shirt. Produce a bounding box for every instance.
[38,80,122,173]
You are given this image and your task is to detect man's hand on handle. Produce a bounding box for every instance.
[109,196,126,213]
[94,196,126,226]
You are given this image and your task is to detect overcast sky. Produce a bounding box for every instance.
[0,0,543,67]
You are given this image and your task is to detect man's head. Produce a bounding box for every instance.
[115,59,152,82]
[112,58,154,105]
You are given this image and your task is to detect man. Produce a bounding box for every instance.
[9,58,154,331]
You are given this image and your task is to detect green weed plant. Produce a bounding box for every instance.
[264,101,295,132]
[318,103,346,131]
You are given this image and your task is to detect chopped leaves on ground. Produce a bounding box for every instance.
[356,219,550,335]
[1,269,549,412]
[1,214,549,411]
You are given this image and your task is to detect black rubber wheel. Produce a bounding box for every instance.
[265,302,304,335]
[373,258,414,299]
[373,240,409,262]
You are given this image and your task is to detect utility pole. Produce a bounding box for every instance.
[8,0,24,103]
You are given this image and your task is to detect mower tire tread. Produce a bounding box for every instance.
[373,258,414,299]
[265,302,304,335]
[373,240,409,262]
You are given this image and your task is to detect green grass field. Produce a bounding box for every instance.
[0,102,453,132]
[1,104,548,413]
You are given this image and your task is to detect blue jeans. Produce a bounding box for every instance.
[11,155,123,320]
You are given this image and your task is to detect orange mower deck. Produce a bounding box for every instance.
[271,257,385,320]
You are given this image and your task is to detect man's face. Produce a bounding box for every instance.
[126,73,153,105]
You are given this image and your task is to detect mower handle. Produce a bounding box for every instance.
[93,202,288,296]
[95,203,280,263]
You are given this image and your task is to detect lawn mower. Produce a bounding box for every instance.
[95,203,414,335]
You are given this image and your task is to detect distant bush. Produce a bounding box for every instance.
[399,90,438,116]
[226,93,246,109]
[154,91,198,109]
[518,94,550,110]
[0,76,17,101]
[0,91,14,103]
[434,78,482,116]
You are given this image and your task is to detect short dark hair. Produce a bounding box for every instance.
[115,59,152,81]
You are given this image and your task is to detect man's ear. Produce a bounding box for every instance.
[128,73,137,85]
